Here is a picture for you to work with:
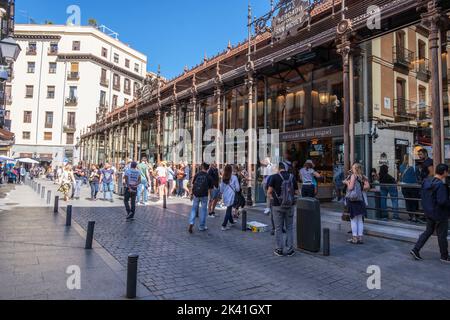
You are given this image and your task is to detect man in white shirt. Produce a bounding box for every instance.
[261,157,273,215]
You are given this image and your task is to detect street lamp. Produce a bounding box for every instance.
[0,37,21,62]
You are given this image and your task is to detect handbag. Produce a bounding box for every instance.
[229,184,246,209]
[345,176,364,202]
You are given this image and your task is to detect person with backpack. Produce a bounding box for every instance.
[411,164,450,263]
[344,163,370,245]
[399,155,421,223]
[188,163,213,234]
[219,164,240,231]
[123,161,141,221]
[268,162,299,257]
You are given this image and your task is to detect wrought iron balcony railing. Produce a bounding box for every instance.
[415,57,430,81]
[26,47,37,55]
[393,46,414,69]
[65,97,78,106]
[63,123,77,133]
[100,77,109,87]
[394,99,431,122]
[48,47,58,55]
[67,72,80,81]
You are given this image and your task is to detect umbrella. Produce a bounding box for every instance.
[17,158,39,164]
[0,156,15,162]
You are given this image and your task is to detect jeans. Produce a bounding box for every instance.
[189,196,208,230]
[414,218,449,259]
[176,179,184,196]
[273,206,294,252]
[302,185,315,198]
[124,188,137,217]
[402,188,420,219]
[103,181,114,201]
[380,186,399,219]
[351,215,364,237]
[222,206,234,227]
[72,179,83,198]
[90,182,99,199]
[137,178,148,203]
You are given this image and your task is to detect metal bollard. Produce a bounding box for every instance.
[66,205,72,227]
[85,221,95,250]
[54,196,59,213]
[126,254,139,299]
[323,228,330,257]
[163,188,167,209]
[37,184,41,195]
[241,209,247,232]
[47,190,51,205]
[41,187,46,199]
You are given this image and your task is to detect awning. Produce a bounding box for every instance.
[0,128,14,141]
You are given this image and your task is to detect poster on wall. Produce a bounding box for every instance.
[445,144,450,160]
[384,97,391,110]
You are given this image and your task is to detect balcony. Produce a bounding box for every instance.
[63,123,77,133]
[100,77,109,87]
[65,97,78,106]
[5,95,12,105]
[415,57,430,81]
[124,87,131,95]
[67,72,80,81]
[393,46,414,72]
[26,47,37,56]
[394,99,431,122]
[113,83,121,92]
[48,47,58,56]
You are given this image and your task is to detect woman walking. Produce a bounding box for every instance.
[219,164,240,231]
[58,164,75,202]
[344,163,370,244]
[155,161,168,202]
[89,165,100,201]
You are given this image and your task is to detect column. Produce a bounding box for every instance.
[192,96,197,177]
[215,88,222,167]
[156,108,161,163]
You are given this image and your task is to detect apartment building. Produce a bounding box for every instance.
[7,24,147,165]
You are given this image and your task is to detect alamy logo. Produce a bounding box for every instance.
[366,5,381,30]
[66,265,81,290]
[366,265,381,290]
[66,5,81,26]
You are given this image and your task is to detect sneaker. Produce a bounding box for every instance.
[410,249,423,261]
[126,213,135,221]
[188,224,194,234]
[199,227,208,232]
[221,226,231,231]
[264,208,271,215]
[440,257,450,264]
[274,249,284,257]
[286,250,296,257]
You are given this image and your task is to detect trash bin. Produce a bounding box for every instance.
[297,198,321,253]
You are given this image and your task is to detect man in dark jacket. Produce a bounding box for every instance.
[411,164,450,263]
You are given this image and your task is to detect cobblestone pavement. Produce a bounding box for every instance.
[69,201,450,300]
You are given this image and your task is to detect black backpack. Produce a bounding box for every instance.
[193,173,209,197]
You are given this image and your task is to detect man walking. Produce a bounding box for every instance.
[268,162,299,257]
[137,157,150,205]
[100,162,115,202]
[19,165,26,185]
[72,163,85,200]
[123,162,141,221]
[208,162,220,218]
[189,163,213,234]
[411,164,450,263]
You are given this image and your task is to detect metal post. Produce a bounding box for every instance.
[85,221,95,250]
[66,205,72,227]
[241,209,247,232]
[37,183,41,195]
[163,187,167,209]
[54,196,59,213]
[323,228,330,257]
[47,190,51,205]
[126,254,139,299]
[41,186,46,199]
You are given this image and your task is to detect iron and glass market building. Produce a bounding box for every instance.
[80,0,450,202]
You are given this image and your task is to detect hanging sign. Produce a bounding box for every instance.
[272,0,312,42]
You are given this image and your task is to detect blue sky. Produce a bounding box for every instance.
[16,0,270,79]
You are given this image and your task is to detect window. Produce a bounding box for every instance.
[100,90,107,106]
[134,82,140,96]
[134,63,139,73]
[67,112,76,126]
[69,86,78,99]
[124,79,131,94]
[112,95,118,108]
[49,42,58,55]
[101,47,108,58]
[23,111,32,123]
[25,85,34,98]
[125,59,130,68]
[45,111,54,128]
[66,133,74,145]
[69,62,79,79]
[72,41,80,51]
[113,74,120,91]
[22,132,31,140]
[114,53,119,63]
[27,62,35,73]
[47,86,55,99]
[27,42,37,55]
[49,62,57,74]
[4,110,10,120]
[100,68,108,86]
[44,132,53,141]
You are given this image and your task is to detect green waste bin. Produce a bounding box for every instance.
[297,198,321,253]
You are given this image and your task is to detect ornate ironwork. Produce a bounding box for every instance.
[250,0,327,39]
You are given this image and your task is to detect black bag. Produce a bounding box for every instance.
[230,184,246,209]
[193,173,209,197]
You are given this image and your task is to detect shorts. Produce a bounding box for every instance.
[210,188,220,200]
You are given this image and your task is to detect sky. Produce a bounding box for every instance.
[15,0,271,79]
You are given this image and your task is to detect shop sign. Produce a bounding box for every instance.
[395,139,409,146]
[280,125,343,142]
[272,0,312,42]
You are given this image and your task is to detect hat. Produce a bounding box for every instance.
[305,160,315,167]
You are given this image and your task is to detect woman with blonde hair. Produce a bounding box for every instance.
[58,164,75,202]
[344,163,370,244]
